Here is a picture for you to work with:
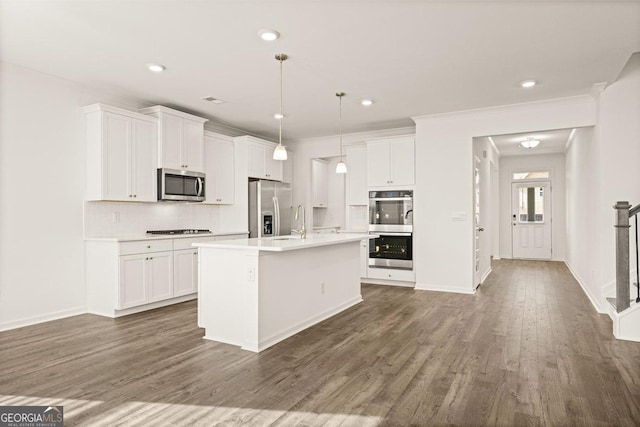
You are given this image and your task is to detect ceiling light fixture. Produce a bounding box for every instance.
[147,63,165,73]
[258,29,280,41]
[361,99,373,106]
[336,92,347,174]
[520,80,537,88]
[274,113,284,119]
[273,53,288,161]
[520,137,540,149]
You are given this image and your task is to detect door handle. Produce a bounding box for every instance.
[478,228,484,232]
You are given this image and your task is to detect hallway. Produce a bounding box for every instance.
[1,260,639,426]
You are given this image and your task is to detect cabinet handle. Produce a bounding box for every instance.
[133,194,137,198]
[145,257,149,260]
[150,257,153,260]
[147,245,151,248]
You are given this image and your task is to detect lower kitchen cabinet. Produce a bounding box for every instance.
[119,252,173,309]
[173,248,198,297]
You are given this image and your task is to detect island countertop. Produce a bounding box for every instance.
[193,232,374,252]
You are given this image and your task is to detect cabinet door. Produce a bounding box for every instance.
[312,159,328,208]
[183,119,204,171]
[390,137,415,186]
[147,252,173,302]
[102,112,131,200]
[367,141,391,187]
[173,249,197,297]
[160,113,183,170]
[346,146,367,205]
[119,254,146,309]
[248,142,267,179]
[214,138,235,203]
[265,148,284,181]
[131,118,157,201]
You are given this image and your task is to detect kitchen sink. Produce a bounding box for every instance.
[271,235,303,241]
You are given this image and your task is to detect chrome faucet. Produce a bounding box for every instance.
[293,205,306,239]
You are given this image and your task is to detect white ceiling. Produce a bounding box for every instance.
[488,128,575,157]
[1,1,639,140]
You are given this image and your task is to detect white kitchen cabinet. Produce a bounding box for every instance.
[239,136,283,181]
[202,132,235,204]
[312,159,328,208]
[346,145,368,205]
[366,136,415,187]
[173,249,198,297]
[139,105,208,172]
[118,250,173,309]
[84,104,158,202]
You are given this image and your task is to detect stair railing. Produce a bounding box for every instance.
[614,201,640,312]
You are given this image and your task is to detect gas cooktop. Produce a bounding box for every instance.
[146,229,212,235]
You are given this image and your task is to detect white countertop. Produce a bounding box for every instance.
[194,233,375,252]
[85,231,248,242]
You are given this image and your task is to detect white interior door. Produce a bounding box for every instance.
[511,181,552,259]
[474,156,481,288]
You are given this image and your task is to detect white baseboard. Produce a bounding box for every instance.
[481,267,492,284]
[414,283,475,294]
[0,306,87,332]
[564,261,605,314]
[362,278,415,288]
[90,294,197,318]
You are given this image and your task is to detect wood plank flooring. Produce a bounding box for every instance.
[1,260,640,426]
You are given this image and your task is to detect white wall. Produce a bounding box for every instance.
[413,96,596,294]
[498,153,566,261]
[565,127,599,308]
[0,62,248,330]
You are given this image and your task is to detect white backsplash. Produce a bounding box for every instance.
[346,205,368,232]
[84,201,223,237]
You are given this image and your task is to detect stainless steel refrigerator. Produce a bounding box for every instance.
[248,180,292,238]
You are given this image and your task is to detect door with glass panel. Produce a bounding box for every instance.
[511,181,551,259]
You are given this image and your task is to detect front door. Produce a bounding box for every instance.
[511,181,552,259]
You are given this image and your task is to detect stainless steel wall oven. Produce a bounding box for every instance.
[368,190,414,270]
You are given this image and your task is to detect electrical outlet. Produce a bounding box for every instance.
[321,282,325,294]
[112,212,120,223]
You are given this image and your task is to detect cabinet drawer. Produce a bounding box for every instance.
[173,236,216,250]
[119,239,173,255]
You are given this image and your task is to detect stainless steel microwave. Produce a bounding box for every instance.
[157,168,205,202]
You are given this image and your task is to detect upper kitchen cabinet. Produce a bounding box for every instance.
[202,131,234,205]
[311,159,328,208]
[84,104,158,202]
[139,106,208,172]
[345,145,368,205]
[237,136,284,181]
[366,136,415,187]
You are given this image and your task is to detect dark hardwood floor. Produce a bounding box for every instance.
[1,260,640,426]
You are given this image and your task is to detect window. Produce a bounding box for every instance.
[513,171,550,180]
[518,186,545,223]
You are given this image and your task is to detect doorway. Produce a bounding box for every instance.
[511,180,552,259]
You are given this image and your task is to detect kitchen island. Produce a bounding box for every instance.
[194,233,372,352]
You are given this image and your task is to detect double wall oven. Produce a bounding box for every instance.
[369,190,413,270]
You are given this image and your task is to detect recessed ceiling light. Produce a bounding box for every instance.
[520,80,537,88]
[146,63,165,73]
[274,113,284,119]
[520,138,540,149]
[361,99,373,106]
[202,96,225,104]
[258,29,280,41]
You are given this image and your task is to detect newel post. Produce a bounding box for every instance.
[614,201,631,312]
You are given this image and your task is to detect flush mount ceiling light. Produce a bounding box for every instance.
[520,137,541,149]
[520,80,537,88]
[336,92,347,174]
[273,53,288,161]
[202,96,225,104]
[146,63,165,73]
[258,29,280,41]
[273,113,284,119]
[361,99,373,106]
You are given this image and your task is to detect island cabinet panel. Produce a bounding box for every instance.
[196,234,366,352]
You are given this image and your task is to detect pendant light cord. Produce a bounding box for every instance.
[279,56,283,147]
[339,94,343,159]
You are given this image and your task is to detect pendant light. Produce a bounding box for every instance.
[335,92,347,174]
[273,53,288,160]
